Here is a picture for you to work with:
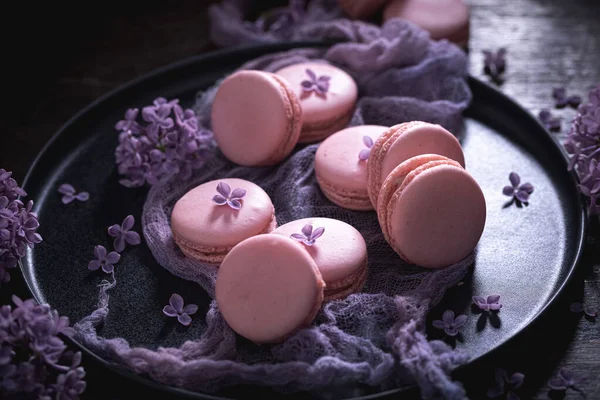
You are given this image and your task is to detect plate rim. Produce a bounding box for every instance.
[18,41,588,400]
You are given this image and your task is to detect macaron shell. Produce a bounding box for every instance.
[388,164,486,269]
[211,70,302,166]
[215,235,325,344]
[337,0,389,18]
[367,121,465,208]
[173,214,277,265]
[272,217,368,284]
[383,0,470,43]
[377,154,461,243]
[171,178,276,250]
[275,62,358,142]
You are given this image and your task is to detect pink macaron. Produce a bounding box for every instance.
[337,0,389,19]
[215,234,325,344]
[211,70,303,166]
[367,121,465,208]
[383,0,470,49]
[272,217,368,302]
[315,125,388,210]
[171,178,276,264]
[274,62,358,143]
[377,154,486,269]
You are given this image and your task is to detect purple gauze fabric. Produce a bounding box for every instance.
[72,17,474,400]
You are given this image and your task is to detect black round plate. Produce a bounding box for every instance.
[20,42,586,399]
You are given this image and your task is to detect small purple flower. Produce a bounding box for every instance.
[553,87,582,109]
[483,48,506,83]
[87,245,120,274]
[358,136,374,161]
[301,69,331,96]
[57,184,89,205]
[114,108,142,134]
[569,302,597,318]
[162,293,198,326]
[432,310,467,336]
[0,169,27,201]
[212,182,246,210]
[107,215,141,253]
[487,369,524,399]
[503,172,534,203]
[548,368,588,392]
[538,109,561,132]
[290,224,325,247]
[473,295,502,312]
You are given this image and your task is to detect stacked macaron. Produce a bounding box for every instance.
[365,122,486,269]
[210,62,358,167]
[216,217,369,343]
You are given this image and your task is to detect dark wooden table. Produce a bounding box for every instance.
[3,0,599,398]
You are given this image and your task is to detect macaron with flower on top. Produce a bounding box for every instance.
[315,125,389,210]
[170,178,276,265]
[275,62,358,143]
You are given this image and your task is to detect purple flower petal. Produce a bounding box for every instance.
[105,252,121,264]
[487,295,501,304]
[124,231,141,246]
[489,303,502,311]
[58,184,76,195]
[442,310,455,325]
[318,75,331,83]
[570,302,584,313]
[358,149,371,161]
[363,136,374,148]
[553,87,566,100]
[183,304,198,315]
[503,186,515,196]
[301,80,314,90]
[61,194,75,204]
[169,294,184,313]
[473,296,486,306]
[216,182,231,198]
[212,194,228,205]
[432,320,445,329]
[301,224,313,238]
[509,172,520,187]
[515,189,530,203]
[311,227,325,241]
[94,245,107,260]
[291,233,307,241]
[122,215,135,231]
[494,369,508,389]
[520,183,534,194]
[162,305,178,317]
[108,225,121,237]
[454,314,468,328]
[230,188,246,199]
[113,237,126,253]
[88,260,101,271]
[102,264,114,274]
[177,313,192,326]
[75,192,90,201]
[584,307,598,317]
[510,373,525,389]
[227,199,242,210]
[305,69,317,81]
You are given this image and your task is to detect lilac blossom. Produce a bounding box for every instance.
[163,294,198,326]
[432,310,467,337]
[212,182,247,210]
[114,97,213,188]
[107,215,141,252]
[290,224,325,246]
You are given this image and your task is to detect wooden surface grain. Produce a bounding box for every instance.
[2,0,599,399]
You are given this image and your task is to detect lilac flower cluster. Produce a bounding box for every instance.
[0,296,86,399]
[114,97,213,188]
[564,84,600,216]
[0,169,42,288]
